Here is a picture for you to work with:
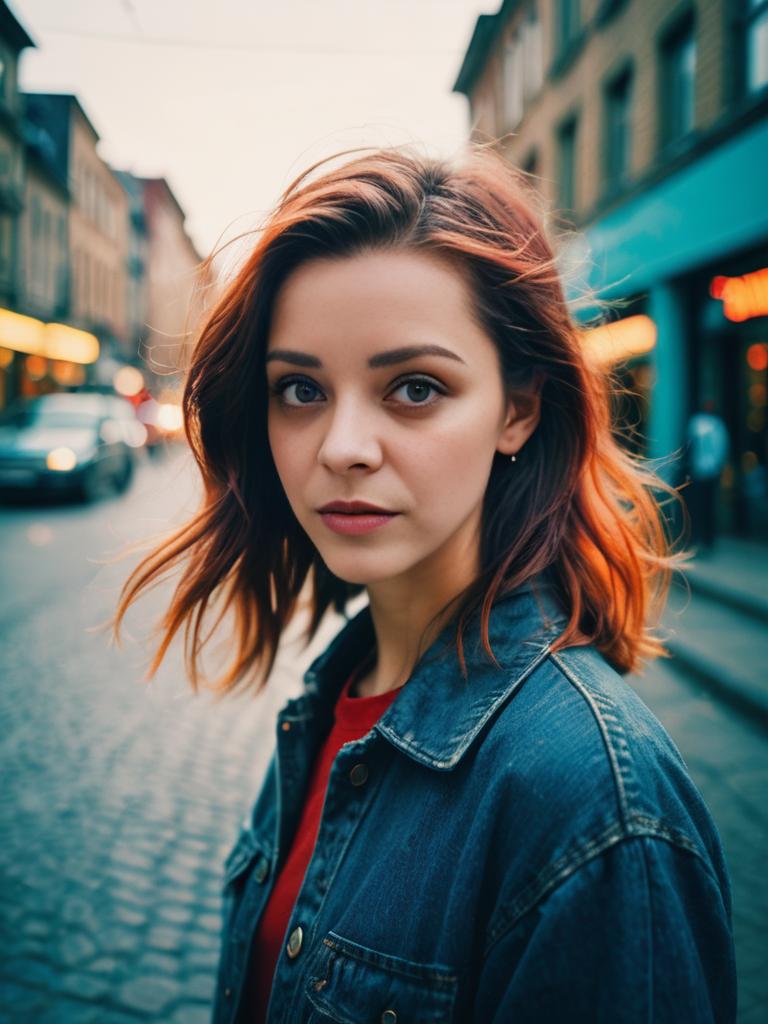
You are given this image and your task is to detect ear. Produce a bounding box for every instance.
[496,376,543,457]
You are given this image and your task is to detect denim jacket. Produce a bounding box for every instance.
[212,581,737,1023]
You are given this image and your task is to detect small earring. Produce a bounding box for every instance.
[510,454,517,463]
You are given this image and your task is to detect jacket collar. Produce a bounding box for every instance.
[302,577,569,771]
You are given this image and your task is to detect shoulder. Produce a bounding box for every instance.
[474,641,726,883]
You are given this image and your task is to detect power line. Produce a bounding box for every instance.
[36,25,463,57]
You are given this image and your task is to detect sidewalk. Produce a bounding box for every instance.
[663,537,768,727]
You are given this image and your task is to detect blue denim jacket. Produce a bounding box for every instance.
[212,582,736,1023]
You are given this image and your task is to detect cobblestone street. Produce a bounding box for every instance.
[0,448,766,1022]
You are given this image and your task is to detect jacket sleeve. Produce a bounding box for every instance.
[472,835,736,1024]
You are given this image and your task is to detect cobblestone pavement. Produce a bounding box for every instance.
[629,660,768,1023]
[0,447,765,1022]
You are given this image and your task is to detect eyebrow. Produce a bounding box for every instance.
[265,344,467,369]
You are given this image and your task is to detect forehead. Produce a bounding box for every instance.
[267,249,484,356]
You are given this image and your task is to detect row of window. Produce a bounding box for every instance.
[28,196,67,308]
[73,248,121,323]
[72,159,120,240]
[502,1,768,215]
[554,3,765,214]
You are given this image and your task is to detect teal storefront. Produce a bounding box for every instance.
[572,115,768,540]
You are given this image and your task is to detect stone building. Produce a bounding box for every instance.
[454,0,768,539]
[0,0,33,310]
[23,93,129,365]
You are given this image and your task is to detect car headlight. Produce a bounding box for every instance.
[46,447,78,471]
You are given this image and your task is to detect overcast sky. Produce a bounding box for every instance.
[11,0,495,259]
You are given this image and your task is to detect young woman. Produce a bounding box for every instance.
[113,146,736,1022]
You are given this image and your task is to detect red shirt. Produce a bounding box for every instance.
[249,662,402,1022]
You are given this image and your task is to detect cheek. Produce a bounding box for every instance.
[400,409,500,509]
[267,419,304,492]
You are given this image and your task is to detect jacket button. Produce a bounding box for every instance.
[224,988,232,999]
[381,1011,398,1023]
[286,925,303,958]
[349,763,368,786]
[254,855,269,884]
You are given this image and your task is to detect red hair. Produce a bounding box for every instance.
[109,145,687,694]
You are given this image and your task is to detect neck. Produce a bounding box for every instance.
[357,515,481,697]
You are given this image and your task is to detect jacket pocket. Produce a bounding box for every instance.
[304,930,458,1024]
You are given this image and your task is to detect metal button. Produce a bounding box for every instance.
[281,721,291,731]
[254,855,269,884]
[286,925,303,958]
[381,1011,398,1023]
[224,987,232,999]
[313,978,327,991]
[349,763,369,786]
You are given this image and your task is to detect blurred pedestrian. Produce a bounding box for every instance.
[685,399,730,552]
[112,146,736,1023]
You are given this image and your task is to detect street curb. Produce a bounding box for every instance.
[685,573,768,626]
[667,637,768,731]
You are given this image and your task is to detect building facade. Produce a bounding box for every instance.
[0,2,32,311]
[113,169,149,375]
[454,0,768,540]
[136,176,205,390]
[23,94,129,360]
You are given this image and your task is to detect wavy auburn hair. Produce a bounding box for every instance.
[111,144,687,695]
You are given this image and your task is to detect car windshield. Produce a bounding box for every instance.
[0,407,100,430]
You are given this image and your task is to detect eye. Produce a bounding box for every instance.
[268,376,324,407]
[387,375,446,407]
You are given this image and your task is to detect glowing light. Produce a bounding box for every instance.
[26,524,53,546]
[747,343,768,372]
[582,315,657,366]
[0,308,44,354]
[43,323,99,364]
[710,268,768,322]
[157,403,183,432]
[51,361,86,386]
[114,365,145,397]
[25,354,47,380]
[0,308,99,363]
[46,447,77,471]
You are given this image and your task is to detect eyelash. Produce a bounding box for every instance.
[267,373,448,409]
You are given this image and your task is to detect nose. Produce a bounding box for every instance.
[316,394,384,473]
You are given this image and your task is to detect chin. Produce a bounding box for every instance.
[316,549,415,587]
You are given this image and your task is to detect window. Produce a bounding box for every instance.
[605,66,633,190]
[503,29,525,128]
[30,195,41,239]
[502,4,543,129]
[523,3,543,100]
[660,13,696,148]
[557,116,578,213]
[555,0,580,57]
[522,148,539,177]
[745,0,768,94]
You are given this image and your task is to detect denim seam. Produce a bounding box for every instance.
[320,932,459,985]
[482,824,713,958]
[375,637,555,771]
[639,836,654,1024]
[549,651,632,827]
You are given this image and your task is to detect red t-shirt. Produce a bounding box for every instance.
[249,661,402,1022]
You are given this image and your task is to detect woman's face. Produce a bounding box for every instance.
[265,248,539,591]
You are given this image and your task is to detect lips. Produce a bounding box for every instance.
[318,507,399,536]
[317,500,396,514]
